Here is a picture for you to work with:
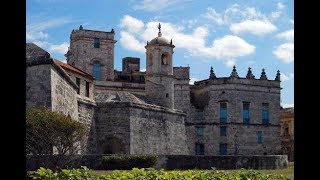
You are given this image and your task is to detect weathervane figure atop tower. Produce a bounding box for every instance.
[158,23,162,37]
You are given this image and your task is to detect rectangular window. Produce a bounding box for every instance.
[195,143,204,155]
[196,127,204,137]
[94,37,100,48]
[257,131,262,144]
[85,81,89,97]
[220,102,227,123]
[76,77,80,94]
[92,63,101,80]
[219,143,227,155]
[220,126,227,136]
[243,102,250,124]
[262,103,269,124]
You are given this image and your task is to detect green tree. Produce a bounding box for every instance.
[26,106,86,155]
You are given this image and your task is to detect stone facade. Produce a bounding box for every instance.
[66,27,116,81]
[280,107,294,161]
[26,24,283,157]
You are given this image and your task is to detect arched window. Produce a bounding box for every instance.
[161,54,168,65]
[92,63,101,80]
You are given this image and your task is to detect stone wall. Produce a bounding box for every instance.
[78,97,97,154]
[186,77,281,155]
[26,64,52,109]
[94,102,131,154]
[50,67,79,120]
[26,154,288,171]
[129,105,188,155]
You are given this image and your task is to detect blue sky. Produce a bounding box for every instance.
[26,0,294,107]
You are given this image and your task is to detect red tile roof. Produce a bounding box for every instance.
[53,59,94,80]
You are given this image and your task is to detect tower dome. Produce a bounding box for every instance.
[147,23,173,46]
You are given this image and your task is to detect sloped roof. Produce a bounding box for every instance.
[53,59,94,80]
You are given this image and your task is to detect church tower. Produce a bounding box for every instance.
[145,23,175,109]
[65,25,116,81]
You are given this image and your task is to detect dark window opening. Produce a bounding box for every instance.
[92,63,101,80]
[94,37,100,48]
[257,131,262,144]
[220,126,227,136]
[166,93,169,98]
[196,127,204,137]
[219,143,227,155]
[284,127,289,135]
[161,54,168,65]
[220,102,227,123]
[195,143,204,155]
[263,152,267,155]
[85,81,89,97]
[243,102,250,124]
[262,103,269,124]
[76,77,80,94]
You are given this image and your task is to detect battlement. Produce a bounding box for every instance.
[193,66,281,89]
[70,25,115,41]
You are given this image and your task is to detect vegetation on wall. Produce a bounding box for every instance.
[102,155,158,170]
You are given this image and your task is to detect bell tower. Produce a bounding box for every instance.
[145,23,175,109]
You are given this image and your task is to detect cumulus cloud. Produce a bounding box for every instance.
[119,15,255,67]
[273,43,294,63]
[276,29,294,42]
[133,0,179,12]
[204,7,224,25]
[120,31,145,53]
[230,20,277,35]
[120,15,144,34]
[49,42,69,55]
[225,59,236,67]
[26,31,48,41]
[281,73,294,81]
[271,2,285,19]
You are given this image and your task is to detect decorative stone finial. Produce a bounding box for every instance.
[246,67,255,79]
[260,68,268,80]
[230,65,239,78]
[111,28,115,33]
[79,25,83,30]
[158,23,162,37]
[275,70,281,81]
[209,67,216,79]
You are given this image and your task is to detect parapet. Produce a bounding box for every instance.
[70,25,115,41]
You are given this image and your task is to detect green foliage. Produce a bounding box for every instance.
[26,106,86,155]
[28,167,290,180]
[102,155,158,170]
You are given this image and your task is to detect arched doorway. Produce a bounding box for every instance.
[101,136,125,154]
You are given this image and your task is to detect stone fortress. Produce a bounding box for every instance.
[26,24,282,156]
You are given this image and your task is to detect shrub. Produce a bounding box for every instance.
[101,154,158,170]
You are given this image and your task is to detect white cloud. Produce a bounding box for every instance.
[273,43,294,63]
[204,7,224,25]
[119,31,145,53]
[276,29,294,42]
[277,2,285,10]
[225,59,236,67]
[133,0,179,12]
[120,15,144,34]
[289,19,294,25]
[281,103,294,108]
[27,17,72,32]
[49,42,69,55]
[140,68,146,72]
[230,20,277,35]
[119,16,255,67]
[281,73,294,81]
[189,77,199,85]
[26,31,48,41]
